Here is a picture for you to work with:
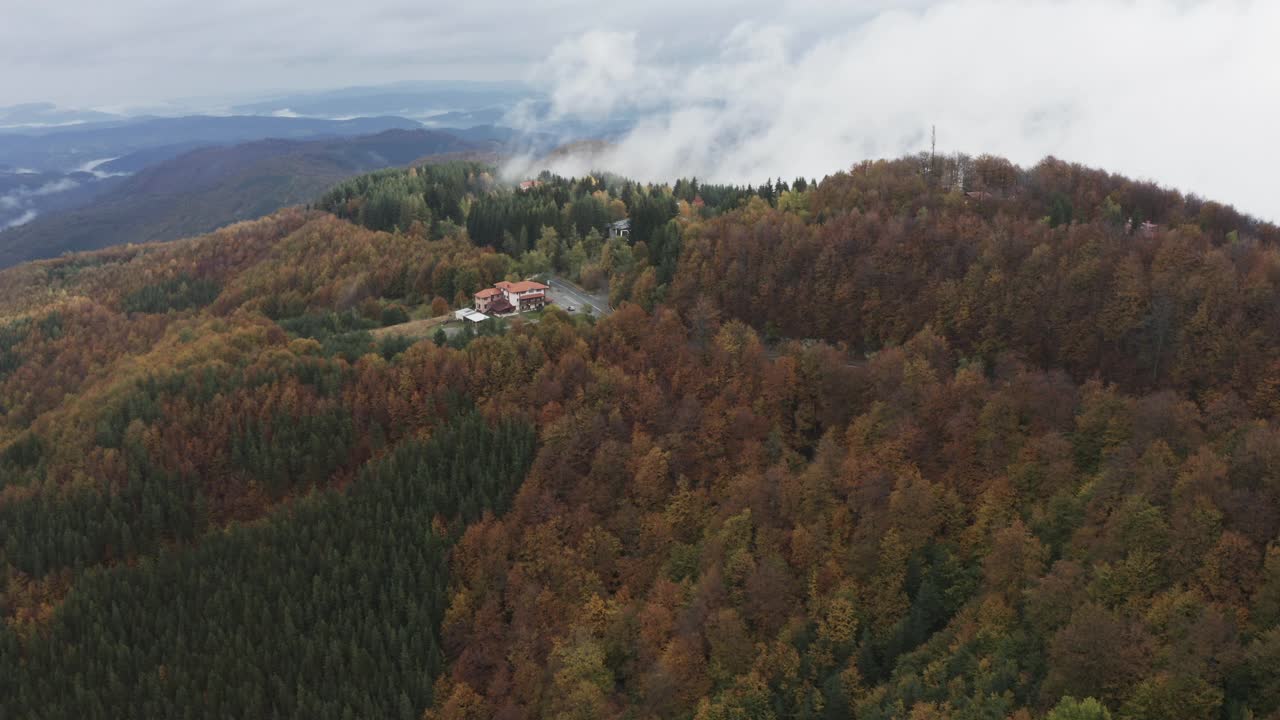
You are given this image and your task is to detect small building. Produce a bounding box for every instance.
[454,308,473,321]
[518,180,542,191]
[608,219,630,239]
[464,311,489,323]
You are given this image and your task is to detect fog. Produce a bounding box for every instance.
[4,0,1275,218]
[0,178,81,230]
[511,0,1280,220]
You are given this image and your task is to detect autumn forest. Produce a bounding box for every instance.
[2,154,1280,719]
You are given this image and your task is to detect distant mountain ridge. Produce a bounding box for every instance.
[0,102,121,129]
[0,128,482,268]
[228,82,529,120]
[0,114,425,172]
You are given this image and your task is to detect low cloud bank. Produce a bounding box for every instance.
[1,209,37,230]
[75,157,129,179]
[0,178,81,231]
[508,0,1279,220]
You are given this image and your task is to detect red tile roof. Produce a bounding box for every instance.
[506,280,549,293]
[475,288,502,299]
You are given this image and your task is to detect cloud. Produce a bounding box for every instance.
[513,0,1280,221]
[538,31,644,121]
[0,178,81,231]
[1,210,37,230]
[26,178,80,196]
[2,0,1273,218]
[74,157,131,179]
[0,1,918,108]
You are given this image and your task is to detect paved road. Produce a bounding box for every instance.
[546,276,612,317]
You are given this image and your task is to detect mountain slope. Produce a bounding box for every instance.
[0,129,481,267]
[2,157,1280,720]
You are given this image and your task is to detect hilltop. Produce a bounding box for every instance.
[2,156,1280,720]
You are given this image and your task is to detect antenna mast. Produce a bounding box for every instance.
[930,125,937,185]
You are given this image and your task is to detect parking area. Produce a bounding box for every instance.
[545,276,611,317]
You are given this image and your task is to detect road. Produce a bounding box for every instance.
[546,276,612,317]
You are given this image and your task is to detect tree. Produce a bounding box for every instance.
[1251,544,1280,630]
[547,631,613,720]
[582,228,604,259]
[537,225,566,273]
[1197,531,1261,607]
[982,519,1048,600]
[1119,674,1222,720]
[381,304,410,326]
[519,249,551,277]
[1244,627,1280,716]
[1046,696,1111,720]
[648,220,682,286]
[567,241,589,281]
[1049,193,1074,227]
[1045,604,1150,706]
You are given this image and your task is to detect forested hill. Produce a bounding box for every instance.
[2,155,1280,719]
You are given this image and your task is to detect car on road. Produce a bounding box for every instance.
[565,305,575,311]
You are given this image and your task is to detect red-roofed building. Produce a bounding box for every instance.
[474,280,549,314]
[496,280,549,312]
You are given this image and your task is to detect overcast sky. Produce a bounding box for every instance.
[1,1,917,108]
[4,0,1278,219]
